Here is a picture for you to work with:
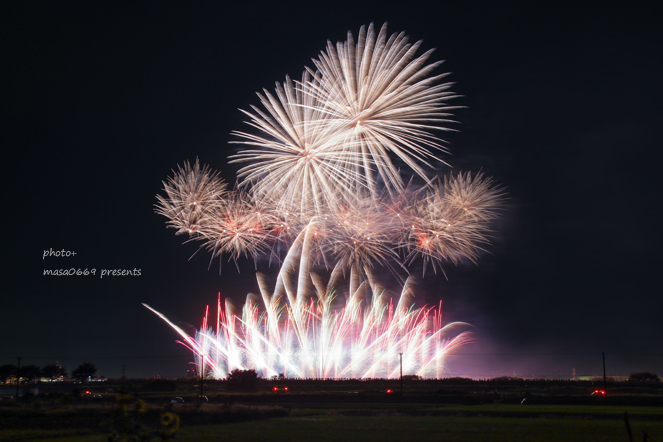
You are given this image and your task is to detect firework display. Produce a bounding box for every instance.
[144,224,473,379]
[151,23,503,379]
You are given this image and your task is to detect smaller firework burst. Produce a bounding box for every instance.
[155,159,227,236]
[156,164,503,275]
[402,172,505,275]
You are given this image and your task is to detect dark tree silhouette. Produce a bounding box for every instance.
[0,365,17,383]
[42,364,67,380]
[72,362,98,381]
[226,369,260,391]
[629,372,660,382]
[19,365,42,383]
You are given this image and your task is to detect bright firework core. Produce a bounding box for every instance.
[151,23,504,379]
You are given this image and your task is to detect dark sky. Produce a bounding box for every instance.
[3,1,661,379]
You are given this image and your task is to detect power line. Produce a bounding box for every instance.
[1,352,661,364]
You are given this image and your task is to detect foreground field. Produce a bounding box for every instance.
[1,404,661,442]
[1,379,661,441]
[176,414,663,442]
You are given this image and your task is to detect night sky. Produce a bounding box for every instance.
[3,1,661,379]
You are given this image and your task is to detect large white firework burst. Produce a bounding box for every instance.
[229,71,368,219]
[230,22,460,217]
[307,22,459,194]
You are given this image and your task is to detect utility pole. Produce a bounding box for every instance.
[200,354,204,399]
[399,353,403,399]
[602,352,607,395]
[16,357,22,403]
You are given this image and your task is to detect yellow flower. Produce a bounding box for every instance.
[160,412,180,434]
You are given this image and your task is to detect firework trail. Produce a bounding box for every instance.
[145,222,473,379]
[152,23,504,379]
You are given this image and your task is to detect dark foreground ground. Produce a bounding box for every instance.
[1,378,661,441]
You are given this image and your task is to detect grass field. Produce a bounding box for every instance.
[1,404,661,442]
[1,379,661,441]
[175,414,663,442]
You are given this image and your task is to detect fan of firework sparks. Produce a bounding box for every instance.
[148,23,504,379]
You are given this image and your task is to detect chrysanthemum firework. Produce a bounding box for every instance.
[306,22,460,194]
[323,195,399,272]
[402,172,504,275]
[156,163,503,274]
[229,22,460,215]
[229,71,369,219]
[155,159,227,236]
